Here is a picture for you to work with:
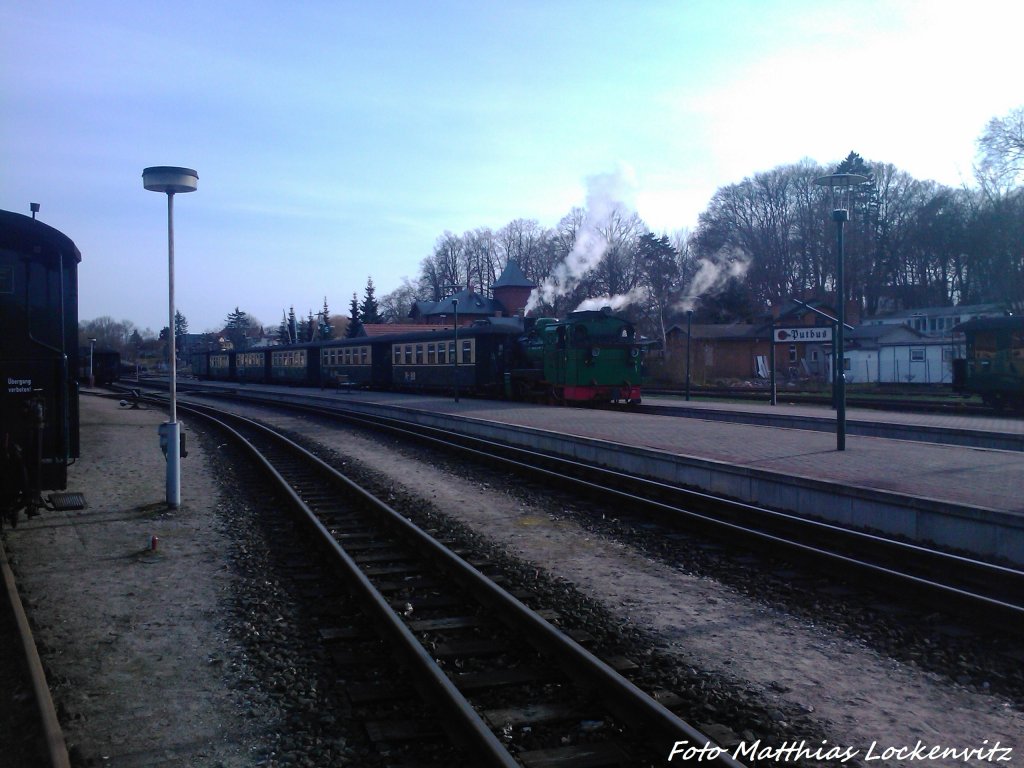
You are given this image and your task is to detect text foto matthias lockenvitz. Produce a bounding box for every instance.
[667,738,1014,764]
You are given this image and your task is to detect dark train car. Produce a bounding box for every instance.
[235,348,272,383]
[269,342,320,385]
[79,348,121,385]
[188,348,210,378]
[320,337,389,388]
[1,209,81,525]
[207,350,235,381]
[953,316,1024,411]
[388,321,522,397]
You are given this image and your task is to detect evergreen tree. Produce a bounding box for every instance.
[288,306,298,344]
[346,292,364,338]
[278,310,289,343]
[360,277,382,324]
[319,297,333,340]
[173,310,188,353]
[224,307,250,349]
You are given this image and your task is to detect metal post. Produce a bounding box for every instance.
[88,338,96,387]
[685,309,692,401]
[834,209,848,451]
[166,190,181,506]
[144,166,197,508]
[815,172,867,451]
[769,317,777,405]
[453,298,459,403]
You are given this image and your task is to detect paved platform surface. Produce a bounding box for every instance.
[645,394,1024,437]
[321,389,1024,516]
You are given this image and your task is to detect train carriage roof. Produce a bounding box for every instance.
[953,315,1022,333]
[1,209,82,265]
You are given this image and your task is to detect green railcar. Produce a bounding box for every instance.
[952,316,1024,411]
[511,309,645,404]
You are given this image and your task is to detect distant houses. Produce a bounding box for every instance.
[654,300,1007,387]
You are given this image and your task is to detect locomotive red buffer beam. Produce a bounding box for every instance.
[562,384,642,403]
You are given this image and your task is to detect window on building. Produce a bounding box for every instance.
[788,345,797,363]
[910,348,926,362]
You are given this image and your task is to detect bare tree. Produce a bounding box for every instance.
[976,106,1024,196]
[379,277,421,323]
[495,218,550,282]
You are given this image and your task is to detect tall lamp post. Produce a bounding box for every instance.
[143,166,198,507]
[88,338,96,387]
[814,172,868,451]
[685,309,693,401]
[451,297,460,403]
[440,286,462,403]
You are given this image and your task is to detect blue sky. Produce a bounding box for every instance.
[2,0,1019,334]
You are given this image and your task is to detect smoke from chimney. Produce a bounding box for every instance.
[526,166,637,313]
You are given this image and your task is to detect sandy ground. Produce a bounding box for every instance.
[4,396,256,766]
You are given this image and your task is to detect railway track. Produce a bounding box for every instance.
[172,388,1024,637]
[0,537,70,768]
[176,397,744,767]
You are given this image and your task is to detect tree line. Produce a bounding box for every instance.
[375,106,1023,346]
[84,106,1022,355]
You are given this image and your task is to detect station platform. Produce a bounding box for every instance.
[641,395,1024,452]
[174,381,1024,566]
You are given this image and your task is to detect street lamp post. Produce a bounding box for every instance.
[143,166,198,507]
[685,309,693,401]
[452,297,459,403]
[814,172,868,451]
[88,338,96,387]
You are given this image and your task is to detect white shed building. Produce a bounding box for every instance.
[842,325,957,384]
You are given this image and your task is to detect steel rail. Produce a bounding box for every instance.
[176,399,746,767]
[225,394,1024,633]
[1,537,71,768]
[134,384,1024,630]
[175,403,519,767]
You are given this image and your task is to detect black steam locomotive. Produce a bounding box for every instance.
[1,209,82,527]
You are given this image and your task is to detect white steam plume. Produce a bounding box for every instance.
[675,246,751,313]
[526,165,637,314]
[575,286,649,313]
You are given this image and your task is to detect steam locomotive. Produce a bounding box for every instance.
[190,309,646,405]
[1,209,81,527]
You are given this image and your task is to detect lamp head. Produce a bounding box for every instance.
[143,166,198,194]
[814,172,868,215]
